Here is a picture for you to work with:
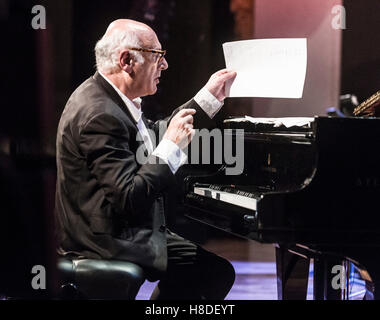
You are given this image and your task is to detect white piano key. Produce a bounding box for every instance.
[193,187,257,211]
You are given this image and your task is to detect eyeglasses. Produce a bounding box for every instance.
[129,47,166,63]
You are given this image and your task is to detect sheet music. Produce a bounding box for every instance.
[224,116,314,128]
[223,38,307,98]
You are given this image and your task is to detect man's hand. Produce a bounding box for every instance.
[205,69,237,102]
[163,108,196,150]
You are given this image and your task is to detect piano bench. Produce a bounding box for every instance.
[57,258,145,300]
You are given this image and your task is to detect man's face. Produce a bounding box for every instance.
[133,32,168,97]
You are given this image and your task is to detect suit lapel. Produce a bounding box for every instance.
[92,72,145,154]
[93,72,160,154]
[93,72,139,130]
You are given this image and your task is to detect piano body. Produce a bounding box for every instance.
[183,116,380,300]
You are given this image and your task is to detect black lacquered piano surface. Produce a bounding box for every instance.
[183,116,380,299]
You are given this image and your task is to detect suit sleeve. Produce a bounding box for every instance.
[150,99,217,135]
[79,112,176,218]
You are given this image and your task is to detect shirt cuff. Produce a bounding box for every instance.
[152,139,188,174]
[194,87,224,119]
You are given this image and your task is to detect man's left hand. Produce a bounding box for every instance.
[205,69,237,102]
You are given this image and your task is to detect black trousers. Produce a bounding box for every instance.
[149,230,235,300]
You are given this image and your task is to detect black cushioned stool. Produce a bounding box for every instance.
[57,258,145,300]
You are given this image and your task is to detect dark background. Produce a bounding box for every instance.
[0,0,378,298]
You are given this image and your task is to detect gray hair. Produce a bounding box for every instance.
[95,28,145,74]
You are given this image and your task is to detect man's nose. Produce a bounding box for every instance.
[160,57,168,70]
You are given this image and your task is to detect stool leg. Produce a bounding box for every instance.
[59,283,80,300]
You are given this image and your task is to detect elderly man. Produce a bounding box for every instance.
[55,19,236,299]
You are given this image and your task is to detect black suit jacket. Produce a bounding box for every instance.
[55,72,213,277]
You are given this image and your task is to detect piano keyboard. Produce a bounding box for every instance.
[193,186,257,211]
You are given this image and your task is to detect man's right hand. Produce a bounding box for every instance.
[163,108,196,150]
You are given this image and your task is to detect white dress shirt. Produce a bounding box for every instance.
[99,72,223,174]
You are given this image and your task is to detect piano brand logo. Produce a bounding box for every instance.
[331,5,346,30]
[135,127,245,175]
[355,177,380,188]
[31,5,46,30]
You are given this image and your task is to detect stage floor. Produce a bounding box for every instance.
[136,237,366,300]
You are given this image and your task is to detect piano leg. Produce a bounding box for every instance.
[339,248,380,300]
[361,263,380,300]
[275,245,310,300]
[363,260,380,300]
[364,281,376,300]
[313,256,342,300]
[363,279,380,300]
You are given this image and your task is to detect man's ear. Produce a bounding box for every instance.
[119,50,133,74]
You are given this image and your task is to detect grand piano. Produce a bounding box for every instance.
[183,115,380,300]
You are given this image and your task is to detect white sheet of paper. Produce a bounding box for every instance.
[224,116,314,128]
[223,38,307,98]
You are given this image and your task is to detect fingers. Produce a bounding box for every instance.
[183,123,194,132]
[212,69,237,79]
[212,69,229,77]
[206,69,236,91]
[214,70,237,84]
[221,70,237,81]
[187,128,196,145]
[205,69,236,101]
[174,123,196,150]
[164,107,198,149]
[182,114,194,124]
[176,108,195,127]
[189,128,196,139]
[177,108,196,118]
